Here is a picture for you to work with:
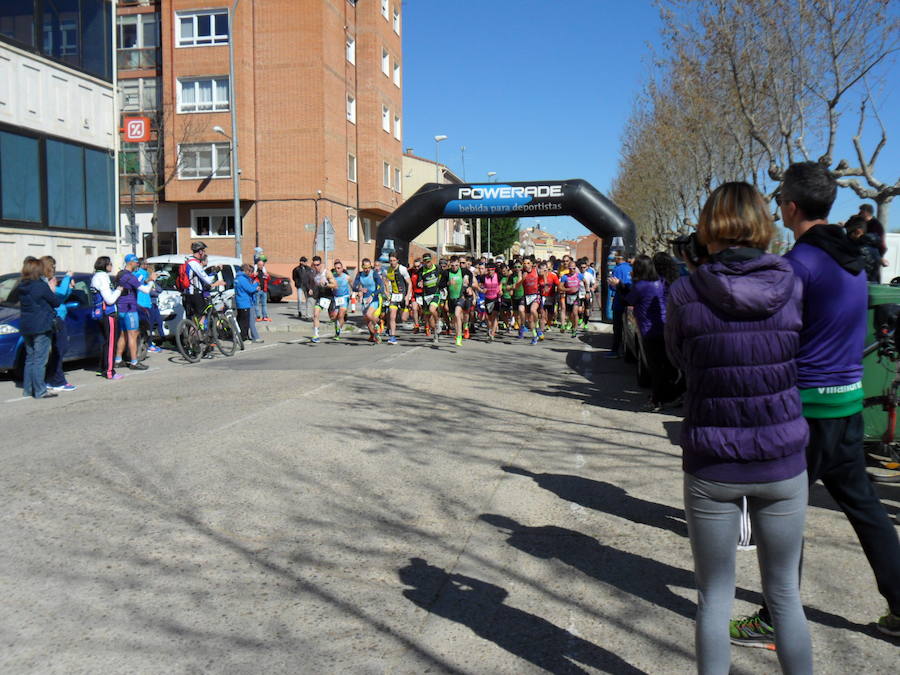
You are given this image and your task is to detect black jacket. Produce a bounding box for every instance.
[18,279,62,336]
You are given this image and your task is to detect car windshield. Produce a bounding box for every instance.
[0,275,21,307]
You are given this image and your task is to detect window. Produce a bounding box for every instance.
[119,142,158,179]
[84,147,114,232]
[347,153,356,182]
[393,7,400,34]
[381,0,389,19]
[393,61,400,86]
[0,1,37,48]
[393,167,401,193]
[393,114,401,140]
[382,105,390,132]
[346,94,356,123]
[382,48,389,76]
[178,143,231,179]
[345,35,355,64]
[192,209,236,237]
[177,9,229,47]
[363,218,373,242]
[119,77,159,112]
[117,12,158,69]
[178,77,230,112]
[383,162,390,188]
[348,212,358,242]
[0,131,42,223]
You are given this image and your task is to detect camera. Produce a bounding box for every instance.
[671,233,709,267]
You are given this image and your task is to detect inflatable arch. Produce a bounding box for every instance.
[375,179,636,264]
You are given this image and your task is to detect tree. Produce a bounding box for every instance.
[485,217,520,257]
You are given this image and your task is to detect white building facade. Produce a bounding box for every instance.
[0,3,118,273]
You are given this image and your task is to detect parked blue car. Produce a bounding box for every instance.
[0,273,101,375]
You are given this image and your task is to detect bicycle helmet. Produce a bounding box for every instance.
[191,241,208,253]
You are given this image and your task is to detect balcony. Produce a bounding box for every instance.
[117,48,159,71]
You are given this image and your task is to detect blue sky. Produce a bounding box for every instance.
[402,0,900,240]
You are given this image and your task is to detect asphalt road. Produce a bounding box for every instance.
[1,323,897,673]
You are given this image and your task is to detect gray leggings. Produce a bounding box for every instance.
[683,471,812,675]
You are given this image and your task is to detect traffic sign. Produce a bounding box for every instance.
[316,217,335,252]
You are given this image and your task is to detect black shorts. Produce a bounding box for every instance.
[542,296,557,312]
[448,297,471,313]
[580,296,591,310]
[484,298,499,315]
[512,297,526,311]
[183,292,206,319]
[500,298,512,312]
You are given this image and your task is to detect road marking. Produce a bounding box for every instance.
[4,396,30,403]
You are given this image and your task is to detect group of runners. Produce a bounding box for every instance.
[306,252,599,346]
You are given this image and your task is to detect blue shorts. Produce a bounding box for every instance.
[119,311,140,331]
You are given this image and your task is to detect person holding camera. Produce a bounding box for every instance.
[666,182,811,674]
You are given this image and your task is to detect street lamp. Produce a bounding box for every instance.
[434,134,447,255]
[486,172,497,256]
[213,124,240,258]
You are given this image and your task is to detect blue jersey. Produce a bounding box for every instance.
[334,272,351,298]
[352,270,382,300]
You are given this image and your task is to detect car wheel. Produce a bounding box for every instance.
[268,292,283,303]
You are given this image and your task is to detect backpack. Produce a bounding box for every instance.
[175,257,195,292]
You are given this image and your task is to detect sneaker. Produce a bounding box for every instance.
[463,328,470,339]
[518,327,525,339]
[311,337,320,343]
[432,332,439,345]
[388,336,397,345]
[58,383,77,392]
[876,611,900,637]
[37,391,59,399]
[455,335,463,347]
[107,373,124,381]
[256,318,262,322]
[263,317,272,322]
[252,338,265,343]
[530,336,539,345]
[729,614,776,650]
[128,361,149,371]
[537,331,544,341]
[147,344,162,353]
[413,324,420,334]
[425,325,431,337]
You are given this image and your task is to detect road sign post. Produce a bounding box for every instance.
[316,216,335,269]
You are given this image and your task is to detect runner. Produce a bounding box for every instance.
[418,253,442,344]
[351,258,384,343]
[460,257,476,339]
[478,262,502,341]
[558,259,583,336]
[329,260,352,340]
[538,261,559,340]
[498,263,514,332]
[384,253,412,345]
[409,258,423,333]
[519,258,541,344]
[579,258,597,328]
[310,255,336,344]
[510,260,526,337]
[440,256,472,347]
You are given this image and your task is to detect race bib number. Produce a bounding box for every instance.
[334,296,347,308]
[525,294,539,306]
[440,289,448,300]
[578,288,586,299]
[318,297,331,309]
[390,293,404,303]
[415,296,424,305]
[566,295,577,305]
[425,294,438,306]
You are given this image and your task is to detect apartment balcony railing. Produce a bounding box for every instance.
[117,48,159,71]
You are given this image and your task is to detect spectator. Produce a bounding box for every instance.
[90,257,123,380]
[40,255,77,392]
[731,162,900,643]
[292,256,313,319]
[135,258,163,353]
[234,263,262,343]
[651,251,681,289]
[18,257,62,399]
[845,215,881,283]
[611,255,676,409]
[667,181,811,673]
[253,257,270,322]
[858,203,886,262]
[115,253,156,371]
[605,254,632,358]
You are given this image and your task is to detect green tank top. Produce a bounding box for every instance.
[501,276,513,299]
[448,269,464,299]
[512,272,524,298]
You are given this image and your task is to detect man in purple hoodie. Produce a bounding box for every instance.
[731,162,900,643]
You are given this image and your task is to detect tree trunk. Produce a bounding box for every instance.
[876,198,891,231]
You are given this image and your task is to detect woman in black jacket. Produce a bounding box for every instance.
[17,258,62,399]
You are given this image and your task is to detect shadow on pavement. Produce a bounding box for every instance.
[502,466,687,538]
[398,557,646,675]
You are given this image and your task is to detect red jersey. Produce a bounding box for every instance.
[409,269,422,295]
[522,269,540,295]
[540,272,559,297]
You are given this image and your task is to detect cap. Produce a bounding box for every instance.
[190,241,207,252]
[422,253,432,261]
[124,253,139,263]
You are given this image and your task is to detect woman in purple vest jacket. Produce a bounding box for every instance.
[666,182,812,674]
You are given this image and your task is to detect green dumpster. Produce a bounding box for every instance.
[863,284,900,441]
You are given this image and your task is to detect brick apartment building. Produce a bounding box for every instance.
[152,0,403,280]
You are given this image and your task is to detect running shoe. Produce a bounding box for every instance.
[455,335,463,346]
[518,327,525,339]
[58,383,78,391]
[263,317,272,322]
[413,324,420,334]
[334,324,340,337]
[127,361,148,371]
[256,318,262,322]
[729,613,776,650]
[537,331,544,341]
[106,374,124,381]
[463,327,470,339]
[876,611,900,637]
[147,344,162,353]
[432,332,439,345]
[311,336,320,343]
[425,325,431,336]
[388,336,397,345]
[530,336,539,345]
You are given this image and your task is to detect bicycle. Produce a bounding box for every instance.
[175,290,239,363]
[862,302,900,482]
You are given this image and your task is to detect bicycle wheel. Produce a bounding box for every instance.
[175,319,203,363]
[228,312,244,351]
[211,313,236,356]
